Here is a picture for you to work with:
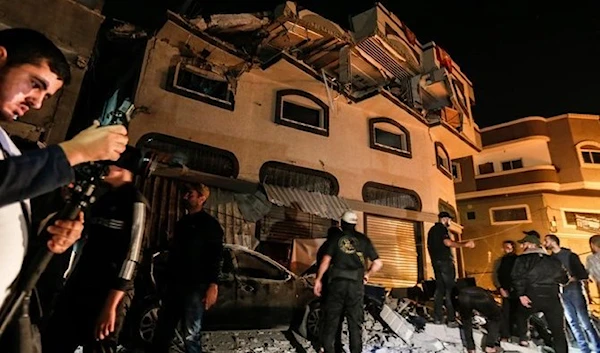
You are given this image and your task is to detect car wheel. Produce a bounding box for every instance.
[138,304,159,345]
[137,302,185,352]
[306,301,322,341]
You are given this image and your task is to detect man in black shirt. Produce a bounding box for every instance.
[314,211,382,353]
[152,182,224,353]
[427,211,474,327]
[316,226,343,353]
[42,146,147,353]
[494,240,518,340]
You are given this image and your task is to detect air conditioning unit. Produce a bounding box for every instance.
[350,3,421,80]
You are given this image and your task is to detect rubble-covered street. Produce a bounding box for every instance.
[121,296,579,353]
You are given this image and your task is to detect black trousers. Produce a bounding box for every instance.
[517,292,567,353]
[500,296,520,339]
[319,284,343,353]
[433,261,456,322]
[458,287,502,350]
[321,279,363,353]
[41,289,131,353]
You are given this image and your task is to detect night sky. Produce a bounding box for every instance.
[200,0,600,127]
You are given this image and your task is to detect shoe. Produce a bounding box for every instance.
[519,341,529,347]
[433,319,443,325]
[447,321,459,328]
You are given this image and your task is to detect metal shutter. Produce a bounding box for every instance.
[365,215,418,288]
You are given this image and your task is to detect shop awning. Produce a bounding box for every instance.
[263,184,351,220]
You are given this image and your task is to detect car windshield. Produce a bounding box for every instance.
[234,250,289,281]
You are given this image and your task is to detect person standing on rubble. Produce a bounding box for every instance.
[511,232,568,353]
[427,212,475,328]
[314,211,383,353]
[544,234,600,353]
[152,183,224,353]
[316,225,343,353]
[494,239,519,341]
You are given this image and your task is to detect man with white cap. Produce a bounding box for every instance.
[314,210,382,353]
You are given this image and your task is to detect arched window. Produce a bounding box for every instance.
[368,117,412,158]
[259,161,339,195]
[435,142,451,178]
[576,140,600,166]
[137,132,239,178]
[275,89,330,136]
[362,182,422,211]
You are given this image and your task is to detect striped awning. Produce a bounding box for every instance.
[262,184,351,220]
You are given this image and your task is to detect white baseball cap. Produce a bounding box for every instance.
[341,211,358,224]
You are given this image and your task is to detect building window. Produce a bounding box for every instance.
[435,142,451,178]
[275,89,329,136]
[259,161,339,195]
[368,118,412,158]
[451,162,462,182]
[501,159,523,171]
[576,141,600,167]
[565,211,600,225]
[167,62,235,111]
[466,211,476,220]
[137,132,239,178]
[489,205,531,225]
[478,162,494,175]
[362,182,422,211]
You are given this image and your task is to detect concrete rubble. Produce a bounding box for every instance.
[119,296,578,353]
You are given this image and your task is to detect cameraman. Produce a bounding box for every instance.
[0,28,128,312]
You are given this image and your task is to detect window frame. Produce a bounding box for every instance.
[561,208,600,229]
[368,117,412,158]
[576,141,600,168]
[489,204,532,225]
[233,249,290,281]
[275,89,330,137]
[166,62,235,111]
[435,142,452,179]
[451,161,462,182]
[500,158,524,171]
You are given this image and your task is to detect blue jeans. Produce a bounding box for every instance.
[562,284,600,353]
[153,287,206,353]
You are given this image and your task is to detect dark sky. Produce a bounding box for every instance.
[201,0,600,127]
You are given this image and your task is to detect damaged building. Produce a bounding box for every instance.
[126,1,483,288]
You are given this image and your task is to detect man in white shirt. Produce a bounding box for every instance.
[0,27,129,311]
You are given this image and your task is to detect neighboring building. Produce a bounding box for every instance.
[129,2,482,288]
[0,0,103,145]
[455,114,600,290]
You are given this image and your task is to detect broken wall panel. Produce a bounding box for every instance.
[0,0,104,144]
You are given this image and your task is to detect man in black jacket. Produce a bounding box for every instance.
[544,234,600,353]
[0,28,128,352]
[0,28,129,311]
[152,183,224,353]
[511,232,568,353]
[494,239,518,340]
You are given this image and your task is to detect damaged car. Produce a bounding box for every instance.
[122,244,318,349]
